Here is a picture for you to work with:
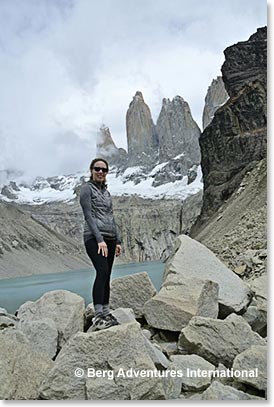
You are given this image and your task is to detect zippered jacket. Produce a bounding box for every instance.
[80,181,121,244]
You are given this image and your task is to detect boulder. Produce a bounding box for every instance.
[39,322,166,400]
[232,345,267,392]
[170,354,215,392]
[213,363,245,390]
[16,300,34,314]
[248,274,267,312]
[112,308,137,324]
[18,318,58,359]
[242,305,267,337]
[141,334,170,369]
[201,381,263,400]
[164,235,252,316]
[84,303,94,330]
[86,377,130,400]
[0,328,54,400]
[154,341,178,357]
[162,372,183,400]
[213,363,234,387]
[178,314,266,367]
[186,392,204,400]
[110,272,156,318]
[143,275,218,331]
[17,290,85,348]
[142,329,152,340]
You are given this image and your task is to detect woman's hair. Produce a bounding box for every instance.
[89,158,109,181]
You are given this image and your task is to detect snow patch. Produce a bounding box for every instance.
[0,164,203,205]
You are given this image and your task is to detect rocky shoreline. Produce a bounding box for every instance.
[0,235,267,400]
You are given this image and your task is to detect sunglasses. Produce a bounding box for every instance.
[93,166,108,173]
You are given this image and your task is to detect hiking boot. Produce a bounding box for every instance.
[104,313,119,326]
[89,315,112,332]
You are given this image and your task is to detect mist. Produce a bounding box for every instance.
[0,0,266,180]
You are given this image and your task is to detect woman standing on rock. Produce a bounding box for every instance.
[80,158,122,331]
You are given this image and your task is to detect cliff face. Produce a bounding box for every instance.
[221,27,267,98]
[193,158,266,281]
[156,96,201,163]
[112,192,202,263]
[192,27,267,230]
[202,76,229,130]
[21,191,202,266]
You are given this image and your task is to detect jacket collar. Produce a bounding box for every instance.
[89,180,107,190]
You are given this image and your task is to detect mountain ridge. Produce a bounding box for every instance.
[0,200,90,279]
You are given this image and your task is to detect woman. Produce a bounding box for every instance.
[80,158,122,331]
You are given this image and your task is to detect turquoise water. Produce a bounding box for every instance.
[0,261,164,314]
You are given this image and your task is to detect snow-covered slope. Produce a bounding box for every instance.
[0,163,203,205]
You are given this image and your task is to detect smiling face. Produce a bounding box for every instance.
[91,160,108,182]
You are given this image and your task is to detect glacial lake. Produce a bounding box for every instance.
[0,261,165,314]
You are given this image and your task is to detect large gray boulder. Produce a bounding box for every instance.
[109,307,137,324]
[18,318,58,359]
[86,377,129,400]
[232,345,267,392]
[164,235,252,316]
[0,328,54,400]
[39,322,166,400]
[17,290,85,348]
[143,276,219,331]
[170,354,215,392]
[142,335,170,370]
[161,371,183,399]
[179,314,266,367]
[85,309,168,369]
[201,381,263,400]
[110,272,156,318]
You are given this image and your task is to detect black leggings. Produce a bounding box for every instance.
[85,238,116,305]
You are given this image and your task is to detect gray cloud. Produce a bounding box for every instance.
[0,0,266,179]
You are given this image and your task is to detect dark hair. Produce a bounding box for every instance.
[89,158,109,181]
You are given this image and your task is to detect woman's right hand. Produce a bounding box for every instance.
[98,241,108,257]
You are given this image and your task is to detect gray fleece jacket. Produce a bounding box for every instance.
[80,181,121,244]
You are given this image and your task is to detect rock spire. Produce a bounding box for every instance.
[126,91,158,166]
[202,76,229,130]
[156,95,201,163]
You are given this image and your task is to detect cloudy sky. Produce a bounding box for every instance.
[0,0,266,179]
